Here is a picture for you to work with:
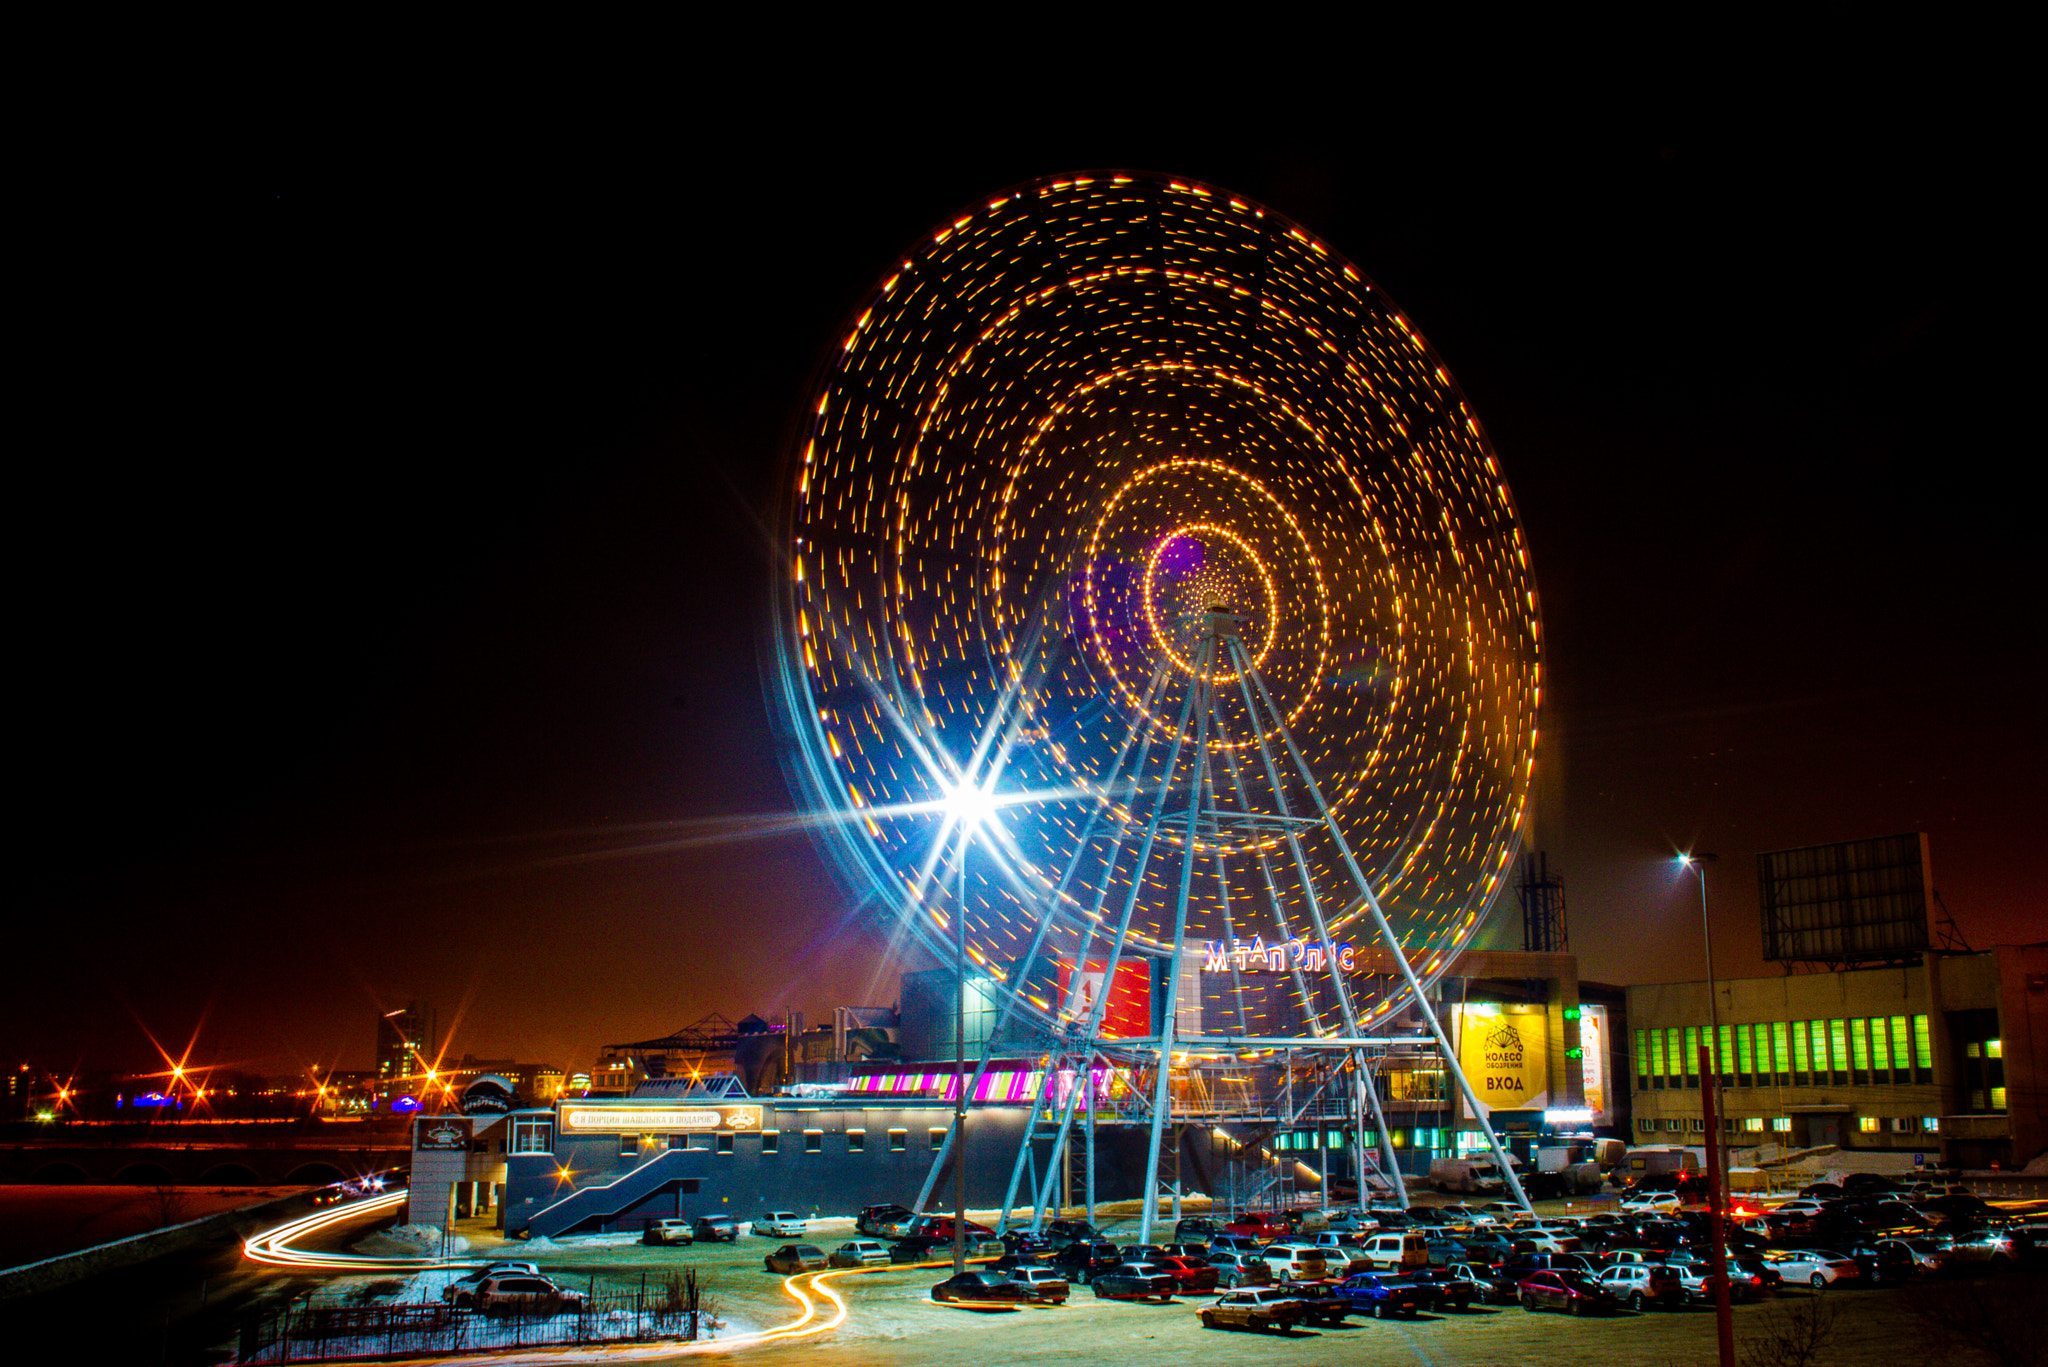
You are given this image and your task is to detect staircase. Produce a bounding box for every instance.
[518,1149,701,1238]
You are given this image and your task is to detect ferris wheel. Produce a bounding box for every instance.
[773,173,1541,1231]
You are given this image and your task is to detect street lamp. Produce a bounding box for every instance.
[1678,851,1732,1367]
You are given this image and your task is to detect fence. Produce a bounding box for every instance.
[237,1271,709,1363]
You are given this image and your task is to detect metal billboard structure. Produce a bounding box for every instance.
[1758,832,1934,966]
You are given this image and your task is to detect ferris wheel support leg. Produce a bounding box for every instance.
[1021,660,1205,1232]
[911,660,1177,1223]
[1214,729,1329,1038]
[1224,639,1364,1046]
[1237,653,1535,1214]
[1139,631,1214,1246]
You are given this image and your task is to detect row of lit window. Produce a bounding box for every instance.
[1634,1116,1939,1135]
[513,1127,957,1159]
[1268,1127,1491,1153]
[1634,1017,1932,1090]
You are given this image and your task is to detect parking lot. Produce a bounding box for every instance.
[399,1203,2045,1367]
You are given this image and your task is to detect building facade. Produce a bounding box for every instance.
[1626,944,2045,1168]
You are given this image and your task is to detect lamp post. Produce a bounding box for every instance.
[1679,851,1732,1367]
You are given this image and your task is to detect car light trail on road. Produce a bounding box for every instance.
[242,1190,471,1272]
[242,1196,995,1359]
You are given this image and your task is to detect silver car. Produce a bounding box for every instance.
[1205,1250,1275,1288]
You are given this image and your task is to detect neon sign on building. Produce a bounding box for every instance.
[1203,937,1357,973]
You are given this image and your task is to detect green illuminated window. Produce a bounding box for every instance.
[1828,1020,1847,1074]
[1718,1025,1734,1075]
[1913,1015,1932,1069]
[1870,1019,1890,1073]
[1851,1019,1870,1072]
[1651,1030,1666,1081]
[1793,1021,1810,1073]
[1809,1021,1829,1071]
[1635,1029,1650,1082]
[1891,1017,1909,1072]
[1669,1027,1684,1077]
[1737,1025,1755,1076]
[1772,1022,1790,1074]
[1681,1026,1698,1076]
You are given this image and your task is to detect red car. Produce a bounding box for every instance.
[1154,1255,1221,1293]
[1224,1213,1291,1243]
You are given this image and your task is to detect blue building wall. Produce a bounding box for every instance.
[503,1097,1154,1237]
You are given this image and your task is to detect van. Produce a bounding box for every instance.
[1429,1157,1506,1194]
[1623,1146,1701,1180]
[1360,1232,1429,1272]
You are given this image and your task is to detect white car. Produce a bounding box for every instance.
[1772,1199,1827,1218]
[1621,1191,1683,1214]
[1764,1249,1860,1289]
[751,1211,808,1238]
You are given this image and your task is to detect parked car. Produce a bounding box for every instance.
[1355,1232,1430,1272]
[1199,1286,1347,1331]
[693,1215,739,1243]
[1672,1262,1758,1304]
[1000,1227,1055,1258]
[1048,1240,1125,1284]
[1003,1266,1071,1303]
[752,1211,809,1239]
[1941,1226,2020,1268]
[930,1270,1062,1307]
[1769,1254,1867,1295]
[1205,1250,1275,1288]
[470,1275,586,1317]
[829,1240,893,1268]
[1174,1217,1221,1242]
[1331,1272,1426,1318]
[764,1244,828,1274]
[1596,1262,1683,1311]
[1410,1265,1486,1311]
[1622,1191,1684,1215]
[1259,1243,1334,1282]
[1090,1261,1181,1302]
[1206,1233,1268,1257]
[1224,1212,1292,1243]
[1518,1271,1620,1316]
[642,1219,695,1247]
[856,1204,915,1238]
[1838,1239,1920,1285]
[1042,1219,1102,1248]
[1154,1255,1221,1294]
[442,1263,545,1307]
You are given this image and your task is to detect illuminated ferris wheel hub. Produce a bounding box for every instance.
[774,172,1542,1228]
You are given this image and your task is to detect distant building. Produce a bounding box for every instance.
[1627,944,2046,1169]
[377,1003,436,1096]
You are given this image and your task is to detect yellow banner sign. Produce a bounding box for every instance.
[1457,1007,1549,1117]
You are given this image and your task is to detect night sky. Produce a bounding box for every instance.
[18,62,2034,1084]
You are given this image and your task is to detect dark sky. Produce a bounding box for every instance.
[17,61,2036,1083]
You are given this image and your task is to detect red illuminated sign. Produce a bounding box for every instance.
[1055,957,1151,1038]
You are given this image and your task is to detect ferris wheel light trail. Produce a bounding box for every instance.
[775,172,1543,1228]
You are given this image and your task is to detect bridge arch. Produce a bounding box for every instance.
[30,1162,89,1184]
[114,1161,177,1185]
[286,1162,347,1186]
[201,1163,261,1185]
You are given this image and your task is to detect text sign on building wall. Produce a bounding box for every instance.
[1455,1006,1549,1119]
[1202,938,1357,973]
[416,1117,474,1151]
[558,1103,763,1134]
